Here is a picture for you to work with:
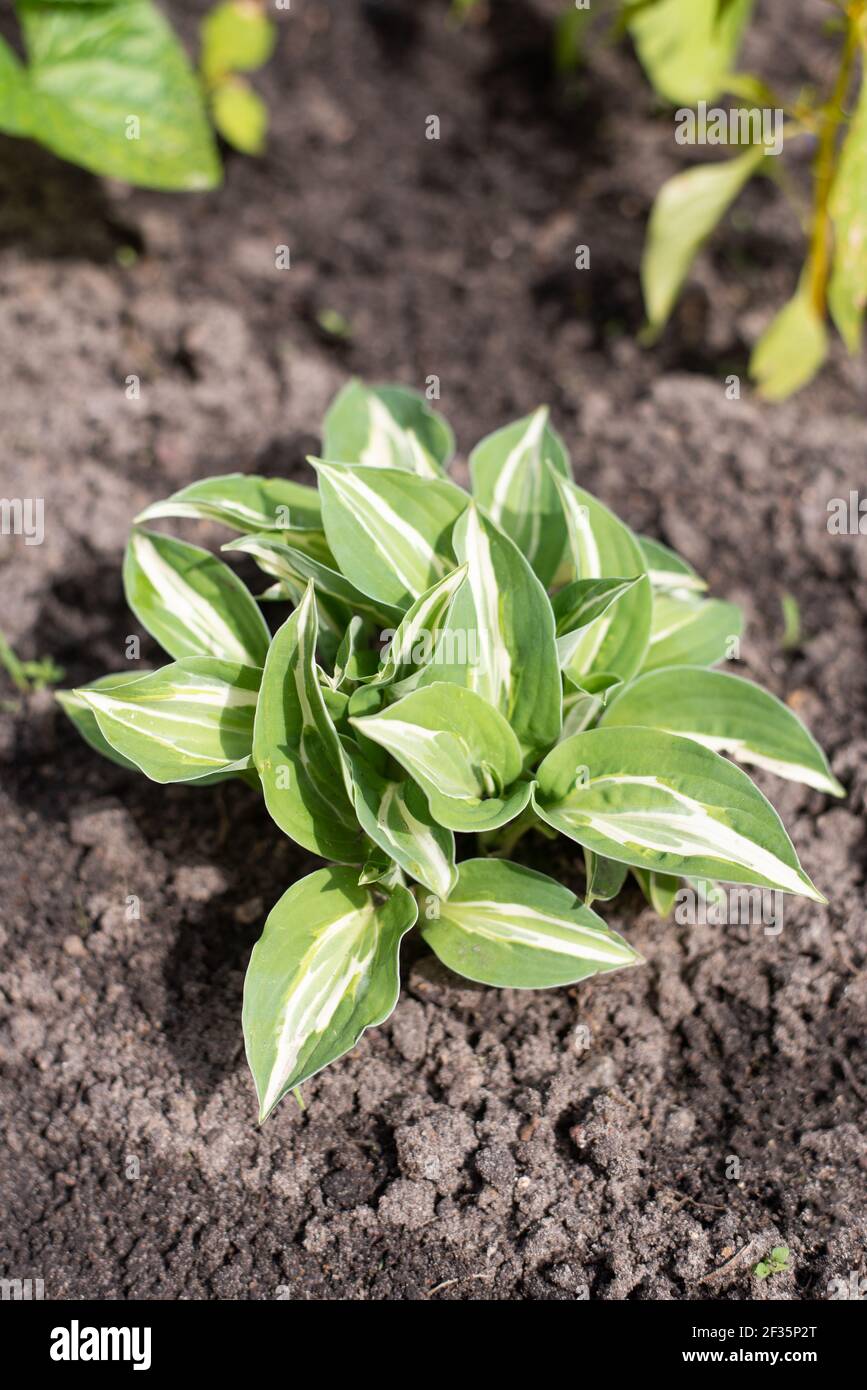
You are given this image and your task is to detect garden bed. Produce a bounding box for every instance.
[0,0,865,1299]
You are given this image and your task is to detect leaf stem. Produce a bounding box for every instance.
[477,802,540,859]
[807,3,862,315]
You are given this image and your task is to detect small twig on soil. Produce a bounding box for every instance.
[665,1189,727,1214]
[427,1271,494,1298]
[698,1239,759,1286]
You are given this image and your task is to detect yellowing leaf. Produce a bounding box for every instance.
[750,289,828,401]
[202,1,276,83]
[829,72,867,353]
[212,77,267,156]
[629,0,754,106]
[642,148,765,333]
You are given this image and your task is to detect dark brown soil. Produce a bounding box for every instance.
[1,0,865,1300]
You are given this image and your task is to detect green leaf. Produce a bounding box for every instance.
[629,0,754,105]
[331,617,378,692]
[136,474,322,535]
[15,0,220,191]
[584,850,629,905]
[322,380,454,479]
[351,682,532,833]
[343,741,457,899]
[469,408,571,587]
[422,858,639,988]
[601,666,843,796]
[57,671,144,770]
[368,564,468,690]
[553,474,652,682]
[224,533,403,635]
[638,536,707,594]
[534,726,825,901]
[253,585,367,863]
[642,148,765,333]
[750,287,829,400]
[313,459,467,610]
[76,658,259,783]
[0,35,32,137]
[201,0,276,83]
[124,528,270,667]
[211,77,267,156]
[243,867,417,1119]
[829,70,867,353]
[554,577,644,683]
[419,504,562,755]
[633,867,680,917]
[641,593,743,672]
[561,672,624,740]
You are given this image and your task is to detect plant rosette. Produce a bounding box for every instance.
[60,380,842,1119]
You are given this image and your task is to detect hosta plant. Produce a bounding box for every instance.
[59,381,842,1119]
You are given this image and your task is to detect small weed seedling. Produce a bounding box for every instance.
[60,382,842,1119]
[754,1246,792,1281]
[0,629,63,703]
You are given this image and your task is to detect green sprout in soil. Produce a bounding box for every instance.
[316,308,354,341]
[59,381,842,1119]
[754,1246,792,1280]
[0,629,64,697]
[780,593,802,651]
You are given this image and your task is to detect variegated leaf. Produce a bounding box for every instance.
[553,577,643,682]
[57,671,146,771]
[422,858,639,988]
[224,533,403,639]
[534,727,824,901]
[136,473,321,534]
[323,380,454,478]
[552,473,652,682]
[560,672,624,741]
[351,681,532,832]
[368,564,468,690]
[243,867,417,1119]
[253,585,368,863]
[124,528,271,667]
[641,593,743,672]
[469,407,571,587]
[313,459,468,609]
[601,667,843,796]
[76,658,260,783]
[343,740,457,899]
[418,504,562,756]
[638,536,707,594]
